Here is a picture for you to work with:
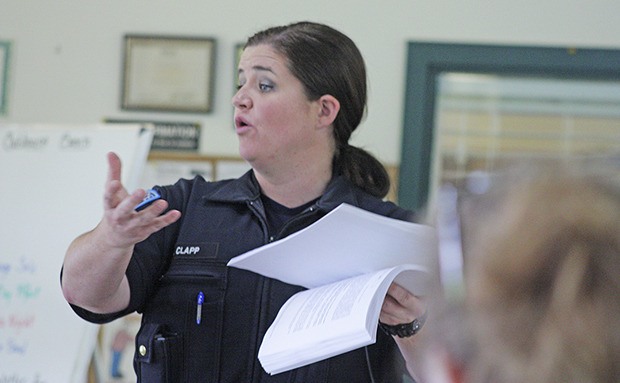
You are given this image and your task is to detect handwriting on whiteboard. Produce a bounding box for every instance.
[0,255,40,357]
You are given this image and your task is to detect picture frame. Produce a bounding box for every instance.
[0,41,10,115]
[121,35,216,113]
[234,43,244,91]
[232,43,245,130]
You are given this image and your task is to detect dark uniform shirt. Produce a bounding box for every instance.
[68,170,416,382]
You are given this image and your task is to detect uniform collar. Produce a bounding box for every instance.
[203,170,360,212]
[203,170,261,203]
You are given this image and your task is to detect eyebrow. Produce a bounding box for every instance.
[238,65,276,77]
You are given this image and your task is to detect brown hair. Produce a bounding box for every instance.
[245,21,390,198]
[462,161,620,382]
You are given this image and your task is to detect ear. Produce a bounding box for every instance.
[316,95,340,128]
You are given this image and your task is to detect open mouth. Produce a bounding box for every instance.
[235,116,251,130]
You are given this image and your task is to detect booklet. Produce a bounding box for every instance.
[227,203,438,375]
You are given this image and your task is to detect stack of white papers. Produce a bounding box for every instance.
[228,203,438,375]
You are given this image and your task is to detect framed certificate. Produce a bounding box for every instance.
[121,35,215,113]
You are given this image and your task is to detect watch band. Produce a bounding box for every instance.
[379,311,428,338]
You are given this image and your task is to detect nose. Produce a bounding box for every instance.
[232,87,252,109]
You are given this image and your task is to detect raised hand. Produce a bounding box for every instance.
[100,152,182,248]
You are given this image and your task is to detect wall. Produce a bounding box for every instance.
[1,0,619,164]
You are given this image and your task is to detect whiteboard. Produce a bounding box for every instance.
[0,124,153,383]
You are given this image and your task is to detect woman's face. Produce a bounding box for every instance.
[232,44,322,169]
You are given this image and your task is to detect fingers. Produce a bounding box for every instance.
[103,152,129,210]
[121,188,149,214]
[131,198,178,224]
[112,189,170,223]
[103,178,134,211]
[106,152,122,184]
[125,199,182,241]
[387,283,413,306]
[380,283,426,325]
[99,152,182,248]
[103,193,181,247]
[144,203,182,231]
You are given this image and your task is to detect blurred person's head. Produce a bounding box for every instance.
[422,158,620,383]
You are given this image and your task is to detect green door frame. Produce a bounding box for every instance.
[398,42,620,212]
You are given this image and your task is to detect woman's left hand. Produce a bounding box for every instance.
[380,282,426,326]
[380,282,427,378]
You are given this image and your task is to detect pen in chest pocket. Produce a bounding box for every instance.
[196,291,204,325]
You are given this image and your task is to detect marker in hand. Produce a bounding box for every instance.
[196,291,204,325]
[134,189,162,211]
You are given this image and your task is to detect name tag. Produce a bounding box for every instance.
[173,242,219,258]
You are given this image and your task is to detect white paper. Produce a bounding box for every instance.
[228,203,438,289]
[227,203,438,374]
[258,264,429,374]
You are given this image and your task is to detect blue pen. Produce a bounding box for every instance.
[196,291,204,325]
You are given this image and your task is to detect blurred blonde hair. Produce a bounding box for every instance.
[460,158,620,383]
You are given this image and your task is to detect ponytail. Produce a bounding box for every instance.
[335,144,390,198]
